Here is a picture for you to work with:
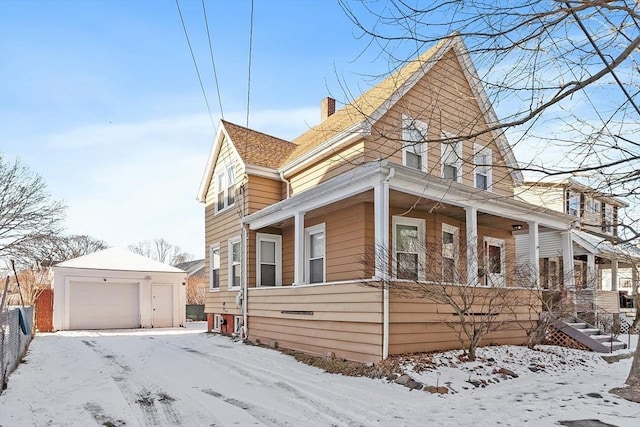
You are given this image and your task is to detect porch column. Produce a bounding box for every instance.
[586,254,596,289]
[465,207,478,286]
[632,266,639,297]
[528,221,540,287]
[374,181,390,279]
[611,259,618,291]
[374,178,390,360]
[294,211,305,285]
[561,231,575,289]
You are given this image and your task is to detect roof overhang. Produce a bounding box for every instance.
[571,229,640,261]
[243,160,574,231]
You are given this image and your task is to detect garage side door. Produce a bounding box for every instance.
[68,282,140,330]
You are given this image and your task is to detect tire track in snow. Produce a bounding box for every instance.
[81,340,182,426]
[172,344,367,426]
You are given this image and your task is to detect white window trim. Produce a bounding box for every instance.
[215,163,236,214]
[392,216,426,281]
[256,233,282,287]
[213,314,223,332]
[401,114,428,171]
[473,143,493,191]
[228,236,242,290]
[442,223,459,283]
[233,315,243,335]
[209,243,220,291]
[441,131,462,183]
[305,223,326,284]
[483,236,506,287]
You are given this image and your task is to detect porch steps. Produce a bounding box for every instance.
[553,320,627,353]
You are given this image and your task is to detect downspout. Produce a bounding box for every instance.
[240,179,249,339]
[279,171,291,199]
[382,167,395,360]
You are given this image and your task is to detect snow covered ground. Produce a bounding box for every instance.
[0,322,638,426]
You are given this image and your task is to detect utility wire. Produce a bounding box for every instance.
[202,0,224,120]
[246,0,255,128]
[175,0,216,130]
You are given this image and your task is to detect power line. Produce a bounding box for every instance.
[201,0,224,120]
[246,0,255,128]
[175,0,216,130]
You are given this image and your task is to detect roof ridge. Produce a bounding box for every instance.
[221,119,297,146]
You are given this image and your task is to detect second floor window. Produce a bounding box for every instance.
[474,145,492,191]
[402,115,428,171]
[568,191,580,217]
[441,132,462,182]
[216,164,236,212]
[603,204,614,234]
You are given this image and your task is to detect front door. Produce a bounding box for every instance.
[484,237,506,287]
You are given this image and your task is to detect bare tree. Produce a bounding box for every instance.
[129,238,193,265]
[363,234,532,361]
[0,153,65,264]
[14,234,108,267]
[339,0,639,240]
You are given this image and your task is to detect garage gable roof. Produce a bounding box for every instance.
[54,247,185,273]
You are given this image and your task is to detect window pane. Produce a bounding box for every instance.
[488,245,502,274]
[260,264,276,286]
[260,241,275,263]
[442,231,454,244]
[212,248,220,268]
[310,232,324,258]
[309,259,324,283]
[405,151,421,169]
[217,191,225,210]
[397,253,418,281]
[227,184,235,205]
[232,242,241,263]
[232,264,241,287]
[443,257,455,282]
[211,269,219,288]
[476,173,487,190]
[397,225,418,252]
[443,164,457,180]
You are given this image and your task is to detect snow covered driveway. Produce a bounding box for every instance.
[1,323,639,427]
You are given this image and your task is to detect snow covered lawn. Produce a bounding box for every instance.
[0,322,638,426]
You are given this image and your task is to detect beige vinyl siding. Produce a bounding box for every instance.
[287,140,366,195]
[204,136,244,315]
[366,50,514,197]
[247,283,383,362]
[388,287,539,354]
[277,203,370,286]
[246,174,282,214]
[515,185,565,213]
[596,290,620,314]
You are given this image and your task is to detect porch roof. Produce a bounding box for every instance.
[572,230,640,261]
[242,160,575,231]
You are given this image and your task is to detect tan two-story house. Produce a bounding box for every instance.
[197,36,577,362]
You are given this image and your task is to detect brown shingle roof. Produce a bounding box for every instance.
[285,39,448,164]
[222,120,297,169]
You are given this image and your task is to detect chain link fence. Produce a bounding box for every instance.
[1,306,34,391]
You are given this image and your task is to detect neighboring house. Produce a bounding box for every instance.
[515,179,640,313]
[52,247,187,330]
[175,259,206,305]
[197,36,576,362]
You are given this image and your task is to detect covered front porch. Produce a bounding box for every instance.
[238,161,575,361]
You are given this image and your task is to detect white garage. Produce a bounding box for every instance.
[52,247,187,331]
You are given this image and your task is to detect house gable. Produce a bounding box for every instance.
[368,49,515,196]
[282,35,523,189]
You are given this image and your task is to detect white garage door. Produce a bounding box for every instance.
[68,281,140,330]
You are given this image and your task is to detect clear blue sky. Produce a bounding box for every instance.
[1,0,392,258]
[1,1,636,259]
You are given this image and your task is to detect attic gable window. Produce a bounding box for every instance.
[441,132,462,182]
[215,164,236,213]
[474,144,493,191]
[402,115,428,171]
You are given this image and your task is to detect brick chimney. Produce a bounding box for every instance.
[321,97,336,121]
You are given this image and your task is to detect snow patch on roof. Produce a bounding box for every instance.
[54,247,185,273]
